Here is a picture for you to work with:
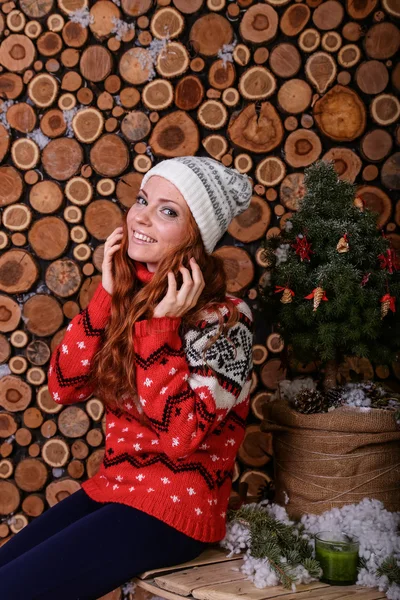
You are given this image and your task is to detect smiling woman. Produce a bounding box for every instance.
[0,156,254,600]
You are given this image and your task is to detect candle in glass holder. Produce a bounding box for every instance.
[315,531,359,586]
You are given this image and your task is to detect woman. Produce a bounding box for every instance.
[0,156,254,599]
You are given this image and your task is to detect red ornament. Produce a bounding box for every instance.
[292,235,313,262]
[380,293,396,318]
[361,272,371,287]
[378,249,400,274]
[304,287,328,311]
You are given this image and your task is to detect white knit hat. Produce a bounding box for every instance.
[139,156,253,254]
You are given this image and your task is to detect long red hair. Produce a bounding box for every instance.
[87,209,239,410]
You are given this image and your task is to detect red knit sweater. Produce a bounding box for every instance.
[47,261,254,542]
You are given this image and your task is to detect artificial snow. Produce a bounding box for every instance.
[217,40,237,67]
[0,100,14,130]
[275,243,290,266]
[62,106,80,137]
[69,7,94,28]
[111,16,135,41]
[27,129,51,149]
[221,498,400,598]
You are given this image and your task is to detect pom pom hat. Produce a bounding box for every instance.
[139,156,253,254]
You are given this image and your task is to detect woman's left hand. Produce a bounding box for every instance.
[153,258,205,318]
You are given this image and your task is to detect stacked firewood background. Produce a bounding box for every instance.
[0,0,399,554]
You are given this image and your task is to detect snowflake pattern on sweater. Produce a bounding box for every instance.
[47,263,253,542]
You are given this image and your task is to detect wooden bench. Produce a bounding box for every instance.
[133,546,386,600]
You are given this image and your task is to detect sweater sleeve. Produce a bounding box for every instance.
[132,302,253,460]
[47,283,112,405]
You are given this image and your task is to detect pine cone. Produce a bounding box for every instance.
[292,389,328,414]
[325,387,343,409]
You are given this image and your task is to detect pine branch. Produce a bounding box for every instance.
[377,555,400,585]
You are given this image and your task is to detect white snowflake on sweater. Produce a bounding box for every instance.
[172,437,179,447]
[136,474,145,481]
[108,422,115,428]
[160,387,168,395]
[225,438,236,446]
[188,413,194,421]
[144,378,153,387]
[169,367,177,375]
[49,365,53,375]
[81,359,90,366]
[52,392,60,402]
[147,487,155,493]
[133,443,142,451]
[195,508,202,515]
[117,438,125,443]
[151,439,159,445]
[122,427,129,432]
[129,486,135,492]
[136,433,143,438]
[113,484,119,490]
[115,475,123,482]
[161,477,170,484]
[77,341,86,349]
[187,488,196,495]
[170,495,180,503]
[62,344,68,354]
[67,323,73,331]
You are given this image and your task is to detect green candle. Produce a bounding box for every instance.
[315,532,359,586]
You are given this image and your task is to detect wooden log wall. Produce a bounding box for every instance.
[0,0,399,585]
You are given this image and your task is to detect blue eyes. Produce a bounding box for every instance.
[136,196,177,218]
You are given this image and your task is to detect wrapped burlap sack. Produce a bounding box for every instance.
[262,400,400,518]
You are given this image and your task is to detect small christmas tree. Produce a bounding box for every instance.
[261,160,400,390]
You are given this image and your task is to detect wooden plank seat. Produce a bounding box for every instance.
[133,546,386,600]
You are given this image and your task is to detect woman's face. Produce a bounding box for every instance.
[126,175,191,272]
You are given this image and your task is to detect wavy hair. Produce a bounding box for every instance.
[87,208,239,411]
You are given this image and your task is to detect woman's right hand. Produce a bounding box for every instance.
[102,227,123,295]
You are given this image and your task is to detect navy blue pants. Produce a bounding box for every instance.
[0,489,209,600]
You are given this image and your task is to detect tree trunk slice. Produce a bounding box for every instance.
[322,147,362,182]
[46,479,81,507]
[84,200,123,241]
[156,41,190,79]
[213,246,254,294]
[119,47,153,85]
[255,156,286,187]
[19,0,53,18]
[197,100,228,130]
[57,406,90,439]
[277,79,312,114]
[71,107,104,143]
[382,0,400,17]
[0,249,38,294]
[364,23,400,59]
[260,358,287,389]
[360,129,393,162]
[0,34,36,72]
[0,481,20,515]
[86,448,105,478]
[11,139,40,170]
[0,295,21,334]
[237,424,273,467]
[29,180,63,214]
[62,71,82,93]
[338,44,361,68]
[313,84,366,141]
[266,333,285,353]
[190,13,233,56]
[305,51,337,93]
[321,31,342,53]
[36,32,63,57]
[228,196,271,242]
[0,412,18,437]
[37,385,63,415]
[280,4,310,36]
[381,153,400,191]
[89,0,121,40]
[121,111,151,142]
[357,184,392,227]
[269,44,301,78]
[15,427,32,447]
[28,216,69,259]
[115,172,141,209]
[9,355,28,375]
[86,398,104,422]
[65,176,93,206]
[149,111,200,157]
[0,73,24,100]
[279,172,305,211]
[142,79,174,111]
[284,129,322,168]
[174,75,204,111]
[346,0,377,18]
[370,94,400,126]
[22,494,45,517]
[27,73,58,108]
[312,0,344,30]
[0,166,23,207]
[22,294,63,336]
[0,334,11,364]
[232,44,251,67]
[86,429,103,447]
[298,28,321,53]
[356,60,389,95]
[26,367,46,387]
[42,438,69,467]
[201,135,229,161]
[228,102,284,153]
[2,204,32,231]
[15,457,47,492]
[42,138,83,181]
[40,108,67,138]
[62,21,88,48]
[252,344,268,366]
[239,469,271,499]
[240,6,278,44]
[208,61,235,92]
[45,259,82,298]
[41,418,58,438]
[67,459,85,479]
[0,124,10,163]
[238,66,276,100]
[0,459,13,479]
[90,134,129,177]
[6,102,36,133]
[79,275,102,310]
[80,45,113,82]
[251,391,274,420]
